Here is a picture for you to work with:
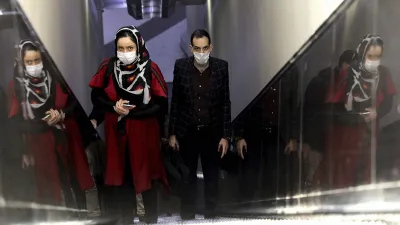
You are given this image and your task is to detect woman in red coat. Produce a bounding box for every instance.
[89,25,168,224]
[7,40,94,207]
[314,35,396,190]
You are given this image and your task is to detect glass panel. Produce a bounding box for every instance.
[221,65,301,209]
[224,0,400,216]
[0,1,105,223]
[234,83,282,205]
[277,65,302,198]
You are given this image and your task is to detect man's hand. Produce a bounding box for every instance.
[218,138,229,158]
[236,139,247,159]
[285,139,297,154]
[22,154,34,169]
[90,119,97,129]
[169,135,179,151]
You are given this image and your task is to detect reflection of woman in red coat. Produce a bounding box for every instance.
[314,35,396,189]
[89,25,168,224]
[7,40,94,206]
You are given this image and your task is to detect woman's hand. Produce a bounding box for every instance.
[114,99,136,116]
[43,109,62,126]
[90,119,97,129]
[363,108,377,123]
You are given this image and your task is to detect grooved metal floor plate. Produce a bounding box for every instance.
[127,214,396,225]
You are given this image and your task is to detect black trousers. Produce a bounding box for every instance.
[238,134,263,203]
[57,154,86,212]
[238,126,282,204]
[179,126,220,218]
[106,146,158,223]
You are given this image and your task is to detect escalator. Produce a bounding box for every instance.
[213,0,400,223]
[0,1,115,224]
[1,0,400,224]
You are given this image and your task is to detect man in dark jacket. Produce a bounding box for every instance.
[168,29,231,219]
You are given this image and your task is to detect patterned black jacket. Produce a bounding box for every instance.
[168,56,231,139]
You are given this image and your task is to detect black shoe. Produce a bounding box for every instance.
[122,216,133,225]
[145,218,158,224]
[138,215,146,223]
[180,214,195,220]
[204,213,216,219]
[139,215,158,224]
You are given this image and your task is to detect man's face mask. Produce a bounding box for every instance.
[26,63,43,77]
[194,52,210,65]
[117,51,137,65]
[364,59,380,74]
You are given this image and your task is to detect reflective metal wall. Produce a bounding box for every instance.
[220,0,400,216]
[0,2,104,223]
[209,0,344,118]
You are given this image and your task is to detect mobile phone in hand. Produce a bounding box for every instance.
[123,104,134,107]
[42,114,50,120]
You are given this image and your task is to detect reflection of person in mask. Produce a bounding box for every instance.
[89,26,169,224]
[315,35,396,189]
[286,50,357,190]
[7,40,94,206]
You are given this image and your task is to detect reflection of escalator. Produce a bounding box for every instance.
[0,84,34,223]
[0,2,109,224]
[231,65,300,206]
[217,0,400,219]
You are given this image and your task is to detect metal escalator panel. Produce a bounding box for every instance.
[0,1,106,224]
[0,1,15,30]
[127,0,177,19]
[147,214,393,225]
[180,0,207,5]
[125,0,207,19]
[220,0,400,219]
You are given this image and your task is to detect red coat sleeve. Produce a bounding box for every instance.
[89,58,110,88]
[326,69,348,103]
[151,61,168,98]
[7,80,21,118]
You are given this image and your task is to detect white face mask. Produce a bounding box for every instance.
[194,52,210,65]
[364,59,380,74]
[117,51,137,65]
[26,63,43,77]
